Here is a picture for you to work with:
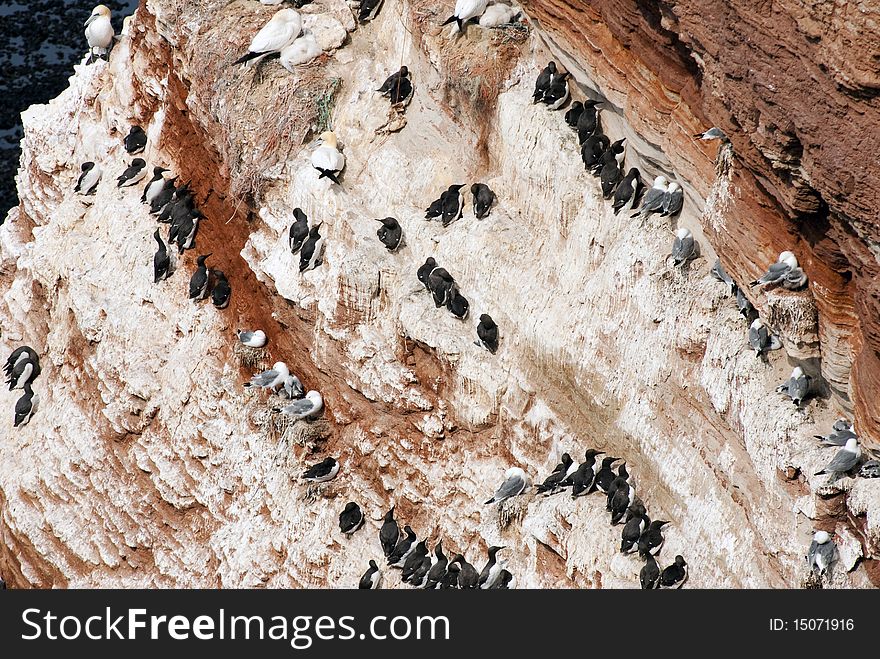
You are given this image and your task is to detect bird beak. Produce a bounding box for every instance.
[84,14,96,27]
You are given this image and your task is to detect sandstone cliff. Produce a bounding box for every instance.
[1,0,878,588]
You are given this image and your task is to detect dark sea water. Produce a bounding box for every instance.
[0,0,138,221]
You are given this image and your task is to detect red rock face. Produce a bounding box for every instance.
[521,0,880,445]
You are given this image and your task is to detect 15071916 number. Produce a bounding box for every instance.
[793,619,854,631]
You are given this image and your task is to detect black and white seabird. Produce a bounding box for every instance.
[541,72,570,110]
[299,224,324,272]
[274,390,324,419]
[570,449,604,497]
[211,270,231,309]
[401,540,429,582]
[620,502,648,553]
[188,254,212,302]
[536,452,575,493]
[379,506,399,557]
[564,101,583,128]
[476,314,499,353]
[477,546,504,589]
[153,229,171,283]
[576,100,601,143]
[311,131,345,184]
[234,8,302,65]
[637,520,670,558]
[428,268,456,308]
[471,183,495,219]
[592,136,625,176]
[806,531,837,577]
[748,319,782,358]
[612,168,641,215]
[4,347,38,379]
[74,162,102,195]
[750,251,799,288]
[489,570,513,589]
[640,554,660,589]
[424,198,443,220]
[359,560,381,589]
[710,258,736,295]
[581,133,610,170]
[338,502,364,536]
[485,467,527,504]
[7,355,40,391]
[594,456,620,493]
[671,228,697,267]
[246,361,290,391]
[609,475,635,525]
[117,158,147,187]
[14,383,38,428]
[301,457,339,483]
[532,61,556,103]
[422,541,449,589]
[776,366,811,406]
[288,208,309,254]
[599,142,625,198]
[452,554,479,589]
[377,66,412,105]
[439,185,466,226]
[446,288,470,320]
[84,5,114,63]
[632,175,668,218]
[417,257,437,291]
[861,461,880,478]
[659,555,688,589]
[237,329,267,348]
[358,0,384,23]
[149,177,178,215]
[439,562,460,589]
[124,126,147,155]
[387,525,417,567]
[604,463,628,504]
[174,212,201,254]
[375,217,404,251]
[441,0,489,34]
[660,181,683,217]
[142,166,170,203]
[814,437,860,478]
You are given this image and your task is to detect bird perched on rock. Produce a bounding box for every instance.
[446,288,470,320]
[439,562,460,589]
[814,421,856,447]
[609,473,635,525]
[279,29,321,70]
[632,175,668,218]
[660,181,683,217]
[422,541,449,589]
[532,61,556,103]
[379,507,399,557]
[4,347,39,381]
[288,208,309,254]
[358,0,384,23]
[485,467,528,504]
[710,258,736,295]
[581,134,610,171]
[14,384,38,428]
[776,366,810,406]
[476,314,499,353]
[577,100,602,144]
[359,560,381,589]
[280,374,304,400]
[427,268,456,308]
[736,287,756,321]
[599,143,625,198]
[750,251,800,288]
[424,185,465,226]
[620,501,649,554]
[142,166,170,203]
[748,319,782,358]
[417,257,437,291]
[694,127,728,141]
[591,137,625,177]
[311,131,345,184]
[211,270,231,309]
[234,8,302,66]
[74,162,102,195]
[339,502,364,536]
[153,229,171,283]
[377,66,413,105]
[375,217,404,251]
[570,449,604,497]
[564,101,583,128]
[245,361,290,391]
[638,520,669,558]
[387,526,417,567]
[301,456,339,482]
[612,168,641,215]
[814,437,860,478]
[452,554,479,589]
[188,254,212,302]
[471,183,495,219]
[594,456,621,493]
[806,531,837,577]
[541,72,570,110]
[478,3,519,27]
[117,158,147,187]
[275,390,324,419]
[401,541,429,583]
[84,5,114,64]
[478,546,505,589]
[299,224,324,272]
[536,453,576,493]
[442,0,489,35]
[490,570,513,589]
[670,228,697,267]
[659,555,688,589]
[124,126,147,155]
[7,353,40,391]
[236,329,267,348]
[640,554,660,589]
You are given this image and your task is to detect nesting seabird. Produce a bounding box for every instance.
[358,0,384,23]
[592,137,625,177]
[280,374,305,400]
[440,185,466,226]
[188,254,212,301]
[174,211,201,254]
[359,560,381,589]
[660,181,683,217]
[74,162,102,195]
[659,555,688,589]
[814,437,861,478]
[605,463,629,505]
[446,288,470,320]
[541,72,571,110]
[211,270,231,309]
[452,554,479,589]
[813,424,856,448]
[439,562,460,589]
[599,140,626,198]
[594,456,621,493]
[735,287,756,321]
[275,390,324,419]
[148,176,178,214]
[570,449,604,497]
[417,257,437,291]
[237,329,267,348]
[14,384,39,428]
[748,319,782,357]
[153,229,171,283]
[311,131,345,184]
[7,355,40,391]
[577,100,602,144]
[442,0,490,34]
[234,8,302,66]
[640,554,660,589]
[401,541,429,582]
[490,570,513,589]
[806,531,837,577]
[376,66,413,106]
[4,347,38,378]
[620,502,649,554]
[637,520,670,558]
[124,126,147,155]
[299,224,324,272]
[245,361,290,391]
[478,3,519,27]
[117,158,147,187]
[564,101,584,128]
[476,314,499,354]
[302,457,339,483]
[609,473,635,525]
[776,366,810,406]
[423,541,449,589]
[471,183,495,219]
[581,133,610,171]
[782,264,808,290]
[387,525,417,567]
[84,5,114,63]
[536,452,575,493]
[612,168,641,215]
[428,268,456,308]
[632,175,668,218]
[375,217,404,251]
[694,127,728,141]
[477,546,505,589]
[287,208,309,254]
[339,502,364,536]
[279,30,321,70]
[670,227,697,266]
[859,460,880,479]
[750,251,798,287]
[379,507,400,557]
[532,61,556,104]
[710,258,736,295]
[485,467,528,504]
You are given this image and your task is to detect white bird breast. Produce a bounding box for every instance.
[455,0,489,21]
[86,17,114,49]
[312,146,345,171]
[280,34,321,70]
[250,12,302,53]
